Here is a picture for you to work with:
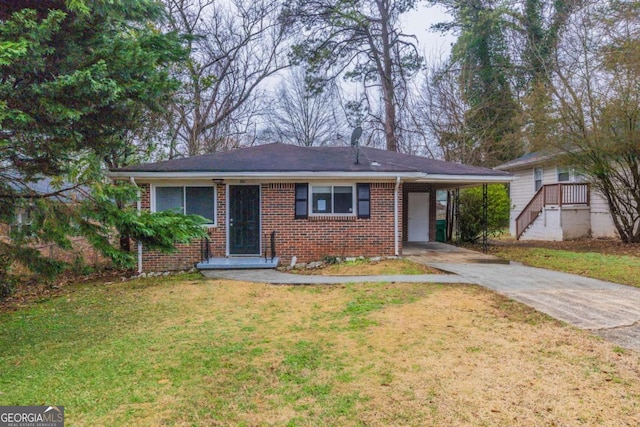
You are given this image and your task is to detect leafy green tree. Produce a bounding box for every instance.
[0,0,205,295]
[430,0,521,166]
[458,184,510,242]
[428,0,578,165]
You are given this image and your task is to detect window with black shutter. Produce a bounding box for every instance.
[357,183,370,219]
[295,183,308,219]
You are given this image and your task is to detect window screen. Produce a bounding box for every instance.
[312,186,332,213]
[557,167,570,182]
[334,186,353,213]
[186,187,215,223]
[156,187,183,213]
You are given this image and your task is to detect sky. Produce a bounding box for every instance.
[401,3,457,60]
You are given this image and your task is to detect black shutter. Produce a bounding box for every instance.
[295,183,308,219]
[357,183,370,219]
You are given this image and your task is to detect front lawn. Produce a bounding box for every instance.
[491,246,640,287]
[1,275,639,425]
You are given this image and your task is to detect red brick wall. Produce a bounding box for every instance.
[136,181,403,271]
[262,182,402,264]
[402,183,436,242]
[138,183,227,272]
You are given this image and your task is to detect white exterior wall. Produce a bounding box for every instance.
[508,169,534,236]
[520,206,591,241]
[589,188,618,238]
[507,160,618,240]
[561,207,591,239]
[521,207,563,240]
[508,164,559,236]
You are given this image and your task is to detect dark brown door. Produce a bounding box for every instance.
[229,185,260,255]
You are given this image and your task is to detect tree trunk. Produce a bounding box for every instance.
[378,0,398,152]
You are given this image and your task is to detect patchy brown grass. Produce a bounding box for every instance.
[3,276,639,426]
[287,258,444,276]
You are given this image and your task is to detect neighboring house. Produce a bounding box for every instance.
[1,175,78,239]
[108,143,511,272]
[496,152,618,241]
[0,175,106,267]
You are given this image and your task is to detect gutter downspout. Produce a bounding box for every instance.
[394,176,400,256]
[130,177,143,274]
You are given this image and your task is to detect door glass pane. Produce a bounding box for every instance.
[334,186,353,213]
[186,187,215,223]
[312,186,332,213]
[156,187,183,213]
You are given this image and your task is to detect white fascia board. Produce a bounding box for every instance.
[414,174,513,183]
[107,170,512,183]
[107,171,425,180]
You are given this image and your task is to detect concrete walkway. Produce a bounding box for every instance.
[201,269,474,285]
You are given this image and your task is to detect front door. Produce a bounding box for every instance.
[229,185,260,255]
[408,192,430,242]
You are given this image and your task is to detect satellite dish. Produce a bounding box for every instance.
[350,126,362,146]
[350,126,362,164]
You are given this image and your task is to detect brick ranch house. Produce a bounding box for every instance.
[108,143,511,272]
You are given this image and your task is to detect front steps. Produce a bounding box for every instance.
[196,256,279,270]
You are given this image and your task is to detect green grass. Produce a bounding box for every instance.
[492,247,640,287]
[0,276,426,425]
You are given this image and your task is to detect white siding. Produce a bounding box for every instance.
[508,163,555,236]
[509,169,536,236]
[590,188,618,238]
[507,159,619,240]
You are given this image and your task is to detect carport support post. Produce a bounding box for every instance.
[482,183,488,254]
[454,187,460,246]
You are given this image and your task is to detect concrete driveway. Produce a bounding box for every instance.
[406,242,640,351]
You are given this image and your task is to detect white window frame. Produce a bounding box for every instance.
[309,183,356,216]
[10,204,34,235]
[557,167,584,183]
[533,167,543,192]
[557,166,571,183]
[151,184,217,227]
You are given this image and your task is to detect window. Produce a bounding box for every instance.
[534,167,543,192]
[10,205,35,236]
[311,185,354,214]
[155,186,216,224]
[557,167,570,182]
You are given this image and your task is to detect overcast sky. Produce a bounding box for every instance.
[402,3,456,60]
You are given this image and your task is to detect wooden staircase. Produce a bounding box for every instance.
[515,183,590,239]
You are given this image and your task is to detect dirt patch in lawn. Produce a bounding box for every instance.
[285,258,444,276]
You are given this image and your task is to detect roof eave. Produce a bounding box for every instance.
[107,170,512,182]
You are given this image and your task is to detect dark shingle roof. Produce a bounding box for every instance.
[495,150,559,170]
[112,143,509,177]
